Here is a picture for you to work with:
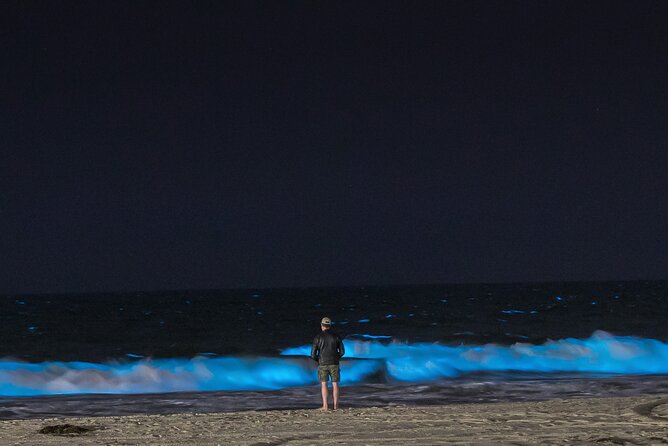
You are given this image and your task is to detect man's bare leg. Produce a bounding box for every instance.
[332,382,340,410]
[320,382,329,410]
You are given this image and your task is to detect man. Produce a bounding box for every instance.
[311,317,345,410]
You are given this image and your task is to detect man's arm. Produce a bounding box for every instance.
[311,335,319,362]
[338,335,345,358]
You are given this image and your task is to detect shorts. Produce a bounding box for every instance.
[318,364,340,383]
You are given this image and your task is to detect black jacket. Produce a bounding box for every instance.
[311,330,345,365]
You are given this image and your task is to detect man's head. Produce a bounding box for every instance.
[320,317,331,331]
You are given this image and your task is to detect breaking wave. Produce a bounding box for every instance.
[2,331,668,397]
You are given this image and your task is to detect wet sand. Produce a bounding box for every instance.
[1,395,668,445]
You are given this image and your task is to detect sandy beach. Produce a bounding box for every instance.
[1,395,667,445]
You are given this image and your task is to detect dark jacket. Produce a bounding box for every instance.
[311,330,345,365]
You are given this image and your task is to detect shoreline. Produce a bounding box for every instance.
[1,394,667,445]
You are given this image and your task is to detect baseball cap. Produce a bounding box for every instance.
[321,317,332,325]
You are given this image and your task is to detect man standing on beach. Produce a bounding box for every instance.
[311,317,345,410]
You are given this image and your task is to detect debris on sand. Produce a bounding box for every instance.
[38,424,92,435]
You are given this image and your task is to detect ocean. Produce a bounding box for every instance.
[1,280,667,419]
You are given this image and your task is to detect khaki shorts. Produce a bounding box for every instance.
[318,364,340,383]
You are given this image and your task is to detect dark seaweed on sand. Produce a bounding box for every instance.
[38,424,92,435]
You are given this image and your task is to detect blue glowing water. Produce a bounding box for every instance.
[1,331,668,398]
[0,281,666,417]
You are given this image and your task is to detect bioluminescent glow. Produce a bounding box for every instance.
[282,331,668,380]
[2,332,668,397]
[0,356,382,397]
[347,334,392,340]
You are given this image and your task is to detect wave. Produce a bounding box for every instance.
[2,331,668,397]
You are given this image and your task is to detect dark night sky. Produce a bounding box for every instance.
[2,1,667,294]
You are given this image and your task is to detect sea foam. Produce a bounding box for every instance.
[1,331,667,396]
